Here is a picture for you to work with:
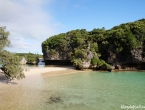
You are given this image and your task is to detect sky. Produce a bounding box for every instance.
[0,0,145,54]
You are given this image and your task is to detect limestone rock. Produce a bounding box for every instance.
[20,57,27,65]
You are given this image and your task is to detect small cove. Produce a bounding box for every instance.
[0,70,145,110]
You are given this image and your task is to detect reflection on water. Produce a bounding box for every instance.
[0,71,145,110]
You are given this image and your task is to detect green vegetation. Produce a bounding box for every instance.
[16,53,42,63]
[0,26,25,81]
[91,57,111,69]
[42,19,145,70]
[91,57,101,66]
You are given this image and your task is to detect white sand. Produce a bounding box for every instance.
[0,67,76,86]
[24,67,75,76]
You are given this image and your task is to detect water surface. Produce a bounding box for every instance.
[0,71,145,110]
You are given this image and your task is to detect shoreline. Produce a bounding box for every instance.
[41,69,92,77]
[23,66,76,76]
[1,66,145,83]
[0,66,77,85]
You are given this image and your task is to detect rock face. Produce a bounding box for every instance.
[131,48,145,62]
[43,42,145,70]
[43,47,73,65]
[107,45,145,69]
[43,41,145,70]
[20,57,27,65]
[43,50,70,60]
[43,43,94,67]
[0,69,3,73]
[44,46,145,70]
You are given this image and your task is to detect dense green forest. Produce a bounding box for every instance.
[42,19,145,70]
[16,53,43,63]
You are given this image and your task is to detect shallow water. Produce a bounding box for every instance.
[0,71,145,110]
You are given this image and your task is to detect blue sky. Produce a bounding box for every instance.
[0,0,145,54]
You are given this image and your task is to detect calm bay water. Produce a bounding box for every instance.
[0,71,145,110]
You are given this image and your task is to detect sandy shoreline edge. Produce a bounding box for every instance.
[0,67,81,86]
[23,66,76,76]
[1,66,144,82]
[0,66,90,82]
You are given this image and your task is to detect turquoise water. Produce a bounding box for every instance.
[0,71,145,110]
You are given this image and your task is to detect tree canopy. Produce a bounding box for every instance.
[42,19,145,69]
[16,52,42,64]
[0,26,25,81]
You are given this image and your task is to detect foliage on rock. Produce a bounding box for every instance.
[42,19,145,70]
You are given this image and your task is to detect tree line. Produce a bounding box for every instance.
[16,53,43,63]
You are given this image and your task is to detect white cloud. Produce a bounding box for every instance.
[0,0,59,54]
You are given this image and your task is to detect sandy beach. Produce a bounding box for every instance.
[0,66,81,109]
[0,66,82,85]
[24,66,77,76]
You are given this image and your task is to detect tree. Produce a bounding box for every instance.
[42,19,145,70]
[0,26,25,81]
